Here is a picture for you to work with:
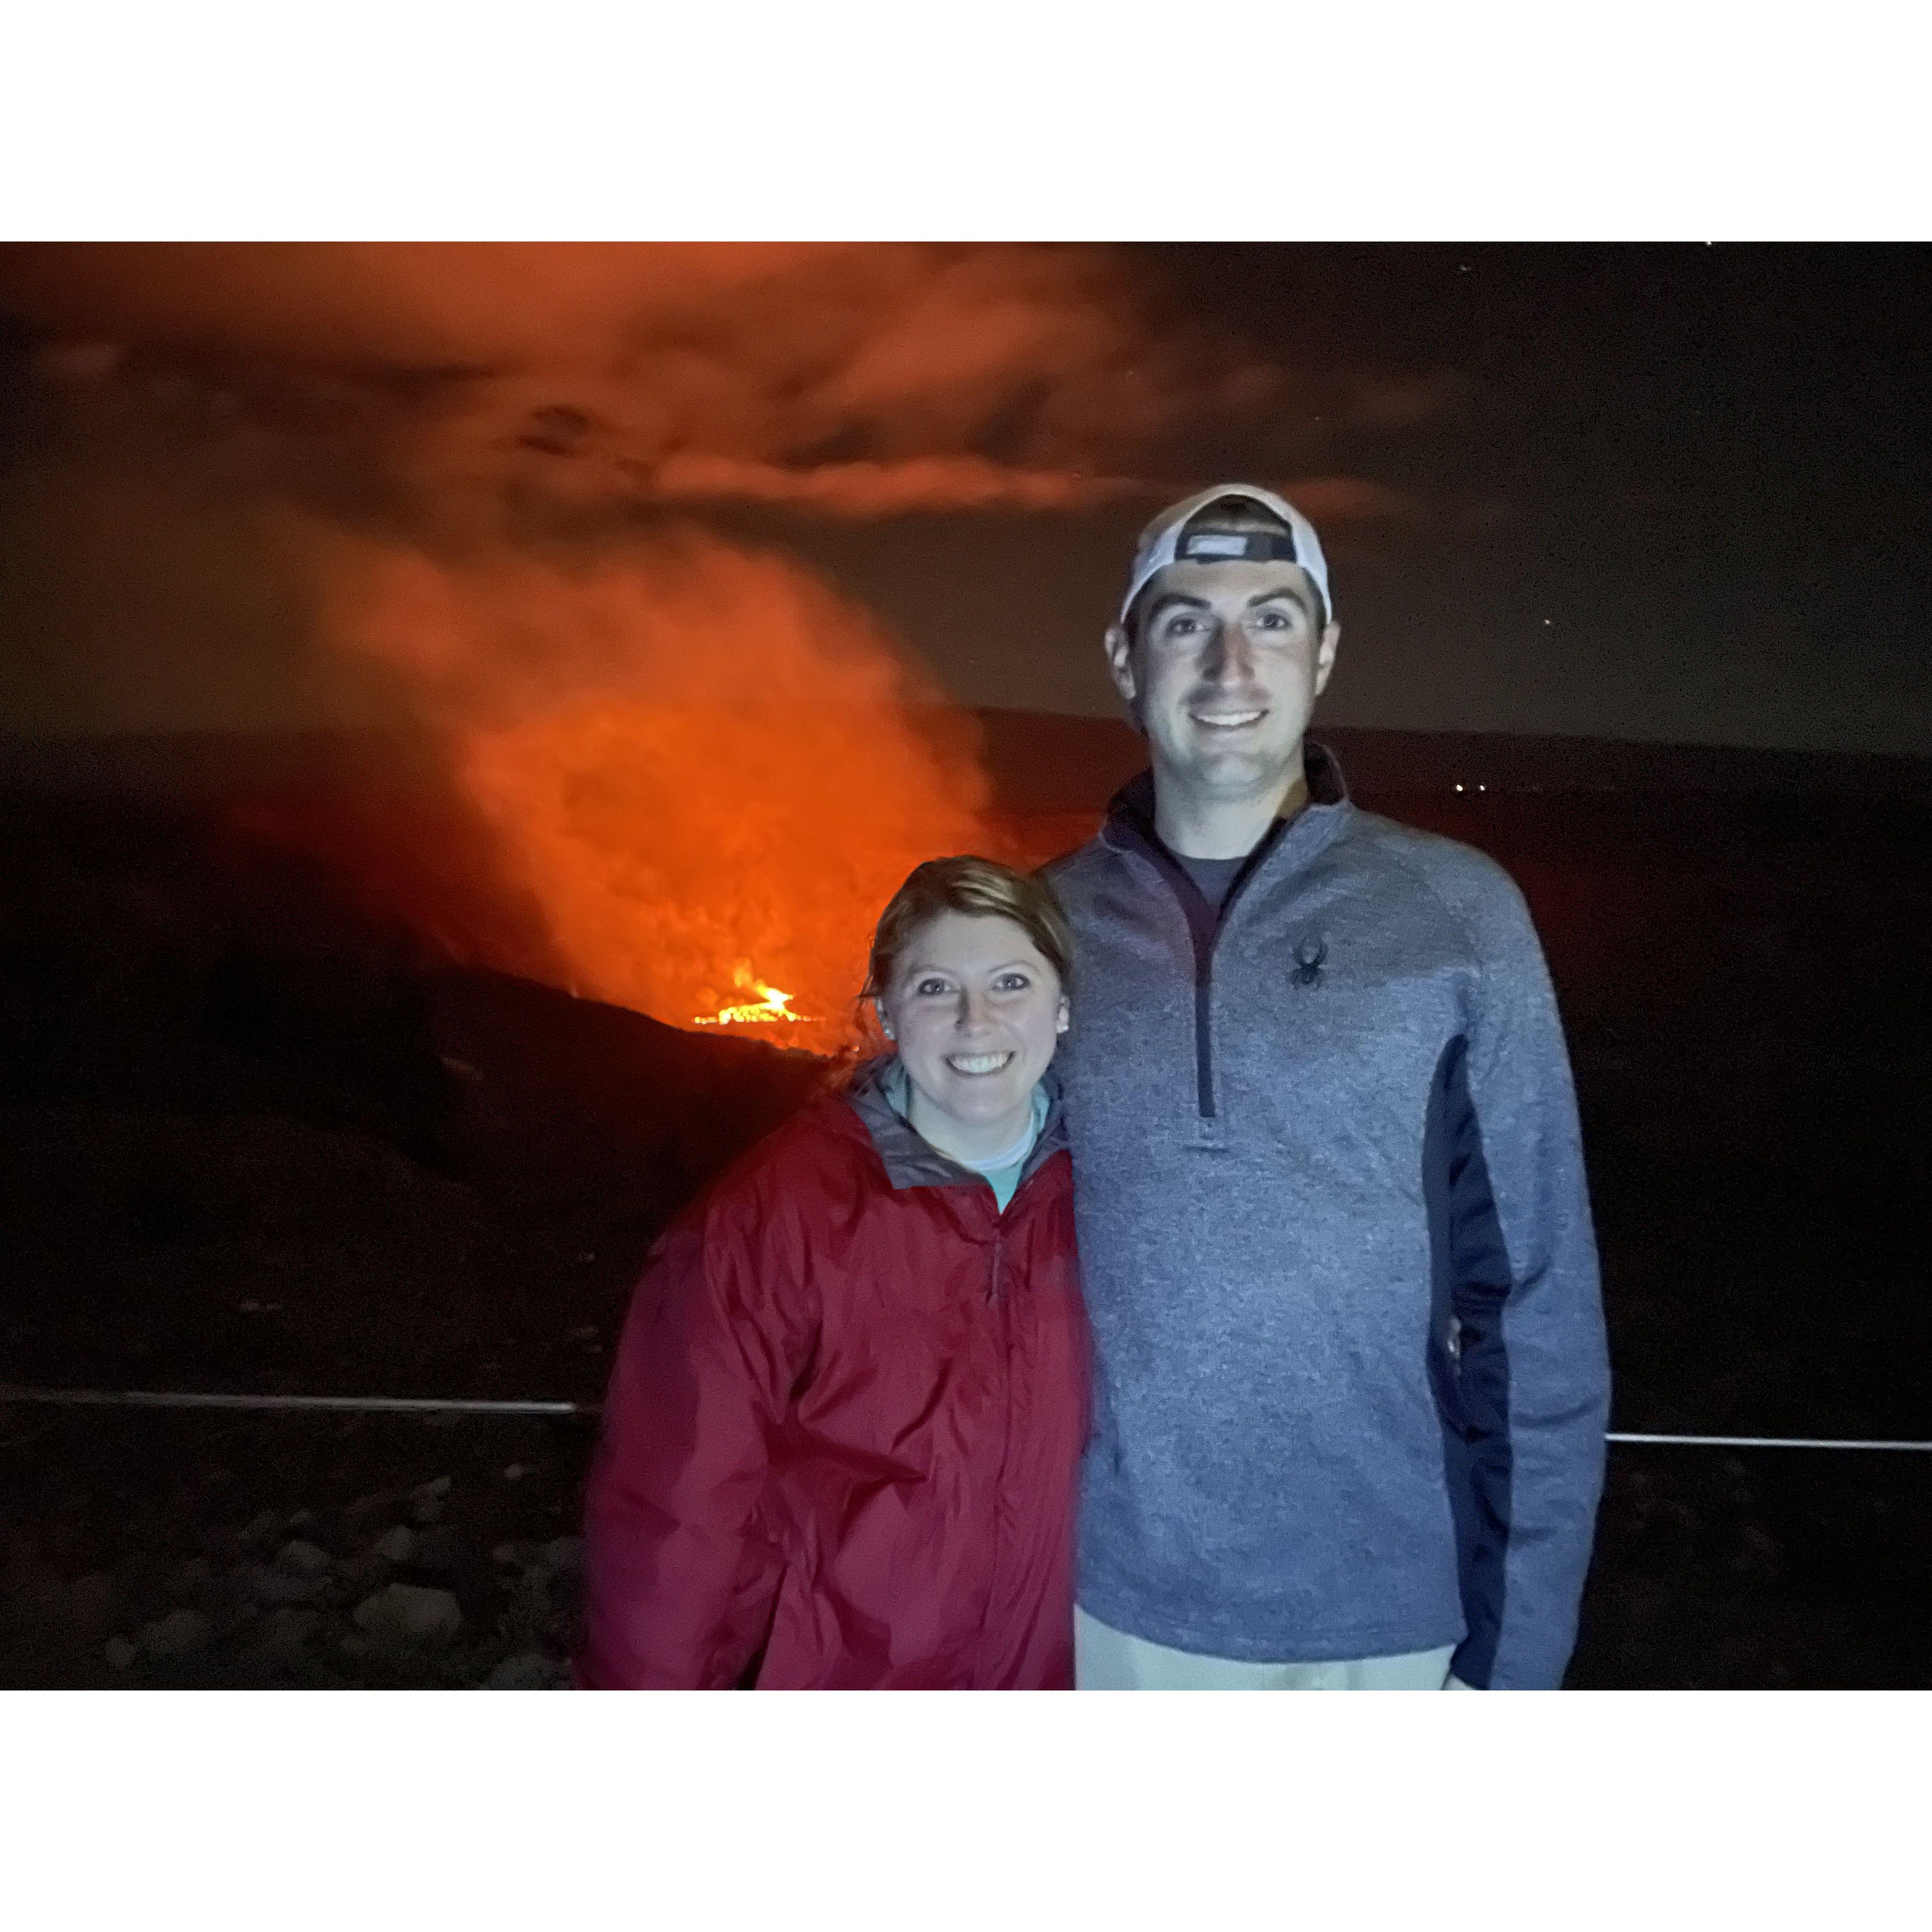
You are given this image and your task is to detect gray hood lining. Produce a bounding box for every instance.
[845,1055,1068,1198]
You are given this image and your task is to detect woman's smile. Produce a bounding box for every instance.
[945,1050,1015,1075]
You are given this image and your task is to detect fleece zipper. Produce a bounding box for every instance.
[1133,822,1288,1120]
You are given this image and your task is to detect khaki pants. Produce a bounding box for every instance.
[1075,1607,1460,1690]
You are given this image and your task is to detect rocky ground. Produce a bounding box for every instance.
[1574,1449,1932,1689]
[6,1398,1929,1689]
[0,1405,591,1689]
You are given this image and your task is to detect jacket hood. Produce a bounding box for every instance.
[845,1053,1068,1196]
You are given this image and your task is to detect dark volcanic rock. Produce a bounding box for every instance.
[485,1651,571,1690]
[373,1525,416,1564]
[139,1608,211,1657]
[353,1583,462,1648]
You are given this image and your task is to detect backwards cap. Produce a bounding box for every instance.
[1117,483,1333,628]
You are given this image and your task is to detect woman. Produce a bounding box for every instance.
[576,856,1088,1689]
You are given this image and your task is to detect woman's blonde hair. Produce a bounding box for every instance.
[862,855,1074,1004]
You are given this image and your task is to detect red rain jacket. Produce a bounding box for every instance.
[577,1058,1088,1689]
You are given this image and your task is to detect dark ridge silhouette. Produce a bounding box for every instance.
[961,710,1932,810]
[4,709,1930,811]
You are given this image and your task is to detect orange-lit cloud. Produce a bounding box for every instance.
[0,243,1429,1043]
[0,242,1437,526]
[639,453,1144,515]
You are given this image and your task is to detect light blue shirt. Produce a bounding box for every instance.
[885,1064,1048,1213]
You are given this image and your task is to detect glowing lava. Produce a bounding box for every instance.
[694,963,815,1028]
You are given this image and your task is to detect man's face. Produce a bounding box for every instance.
[1104,558,1340,804]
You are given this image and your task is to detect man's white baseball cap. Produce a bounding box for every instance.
[1116,483,1334,628]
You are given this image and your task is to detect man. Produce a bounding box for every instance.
[1045,485,1610,1689]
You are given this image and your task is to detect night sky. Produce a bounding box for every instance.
[790,245,1932,753]
[2,242,1928,755]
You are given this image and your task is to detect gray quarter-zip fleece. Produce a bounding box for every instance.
[1044,746,1610,1689]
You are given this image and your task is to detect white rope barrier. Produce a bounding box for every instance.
[1,1386,1929,1449]
[0,1386,587,1416]
[1606,1431,1932,1452]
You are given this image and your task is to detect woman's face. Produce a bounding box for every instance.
[878,910,1067,1146]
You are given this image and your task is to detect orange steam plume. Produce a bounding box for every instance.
[322,527,991,1053]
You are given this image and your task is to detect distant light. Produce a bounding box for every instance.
[1543,618,1552,626]
[1454,783,1464,792]
[1478,784,1486,792]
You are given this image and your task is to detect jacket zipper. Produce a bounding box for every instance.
[1173,845,1275,1121]
[1105,761,1334,1127]
[1193,952,1217,1118]
[977,1222,1016,1685]
[1130,848,1228,1120]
